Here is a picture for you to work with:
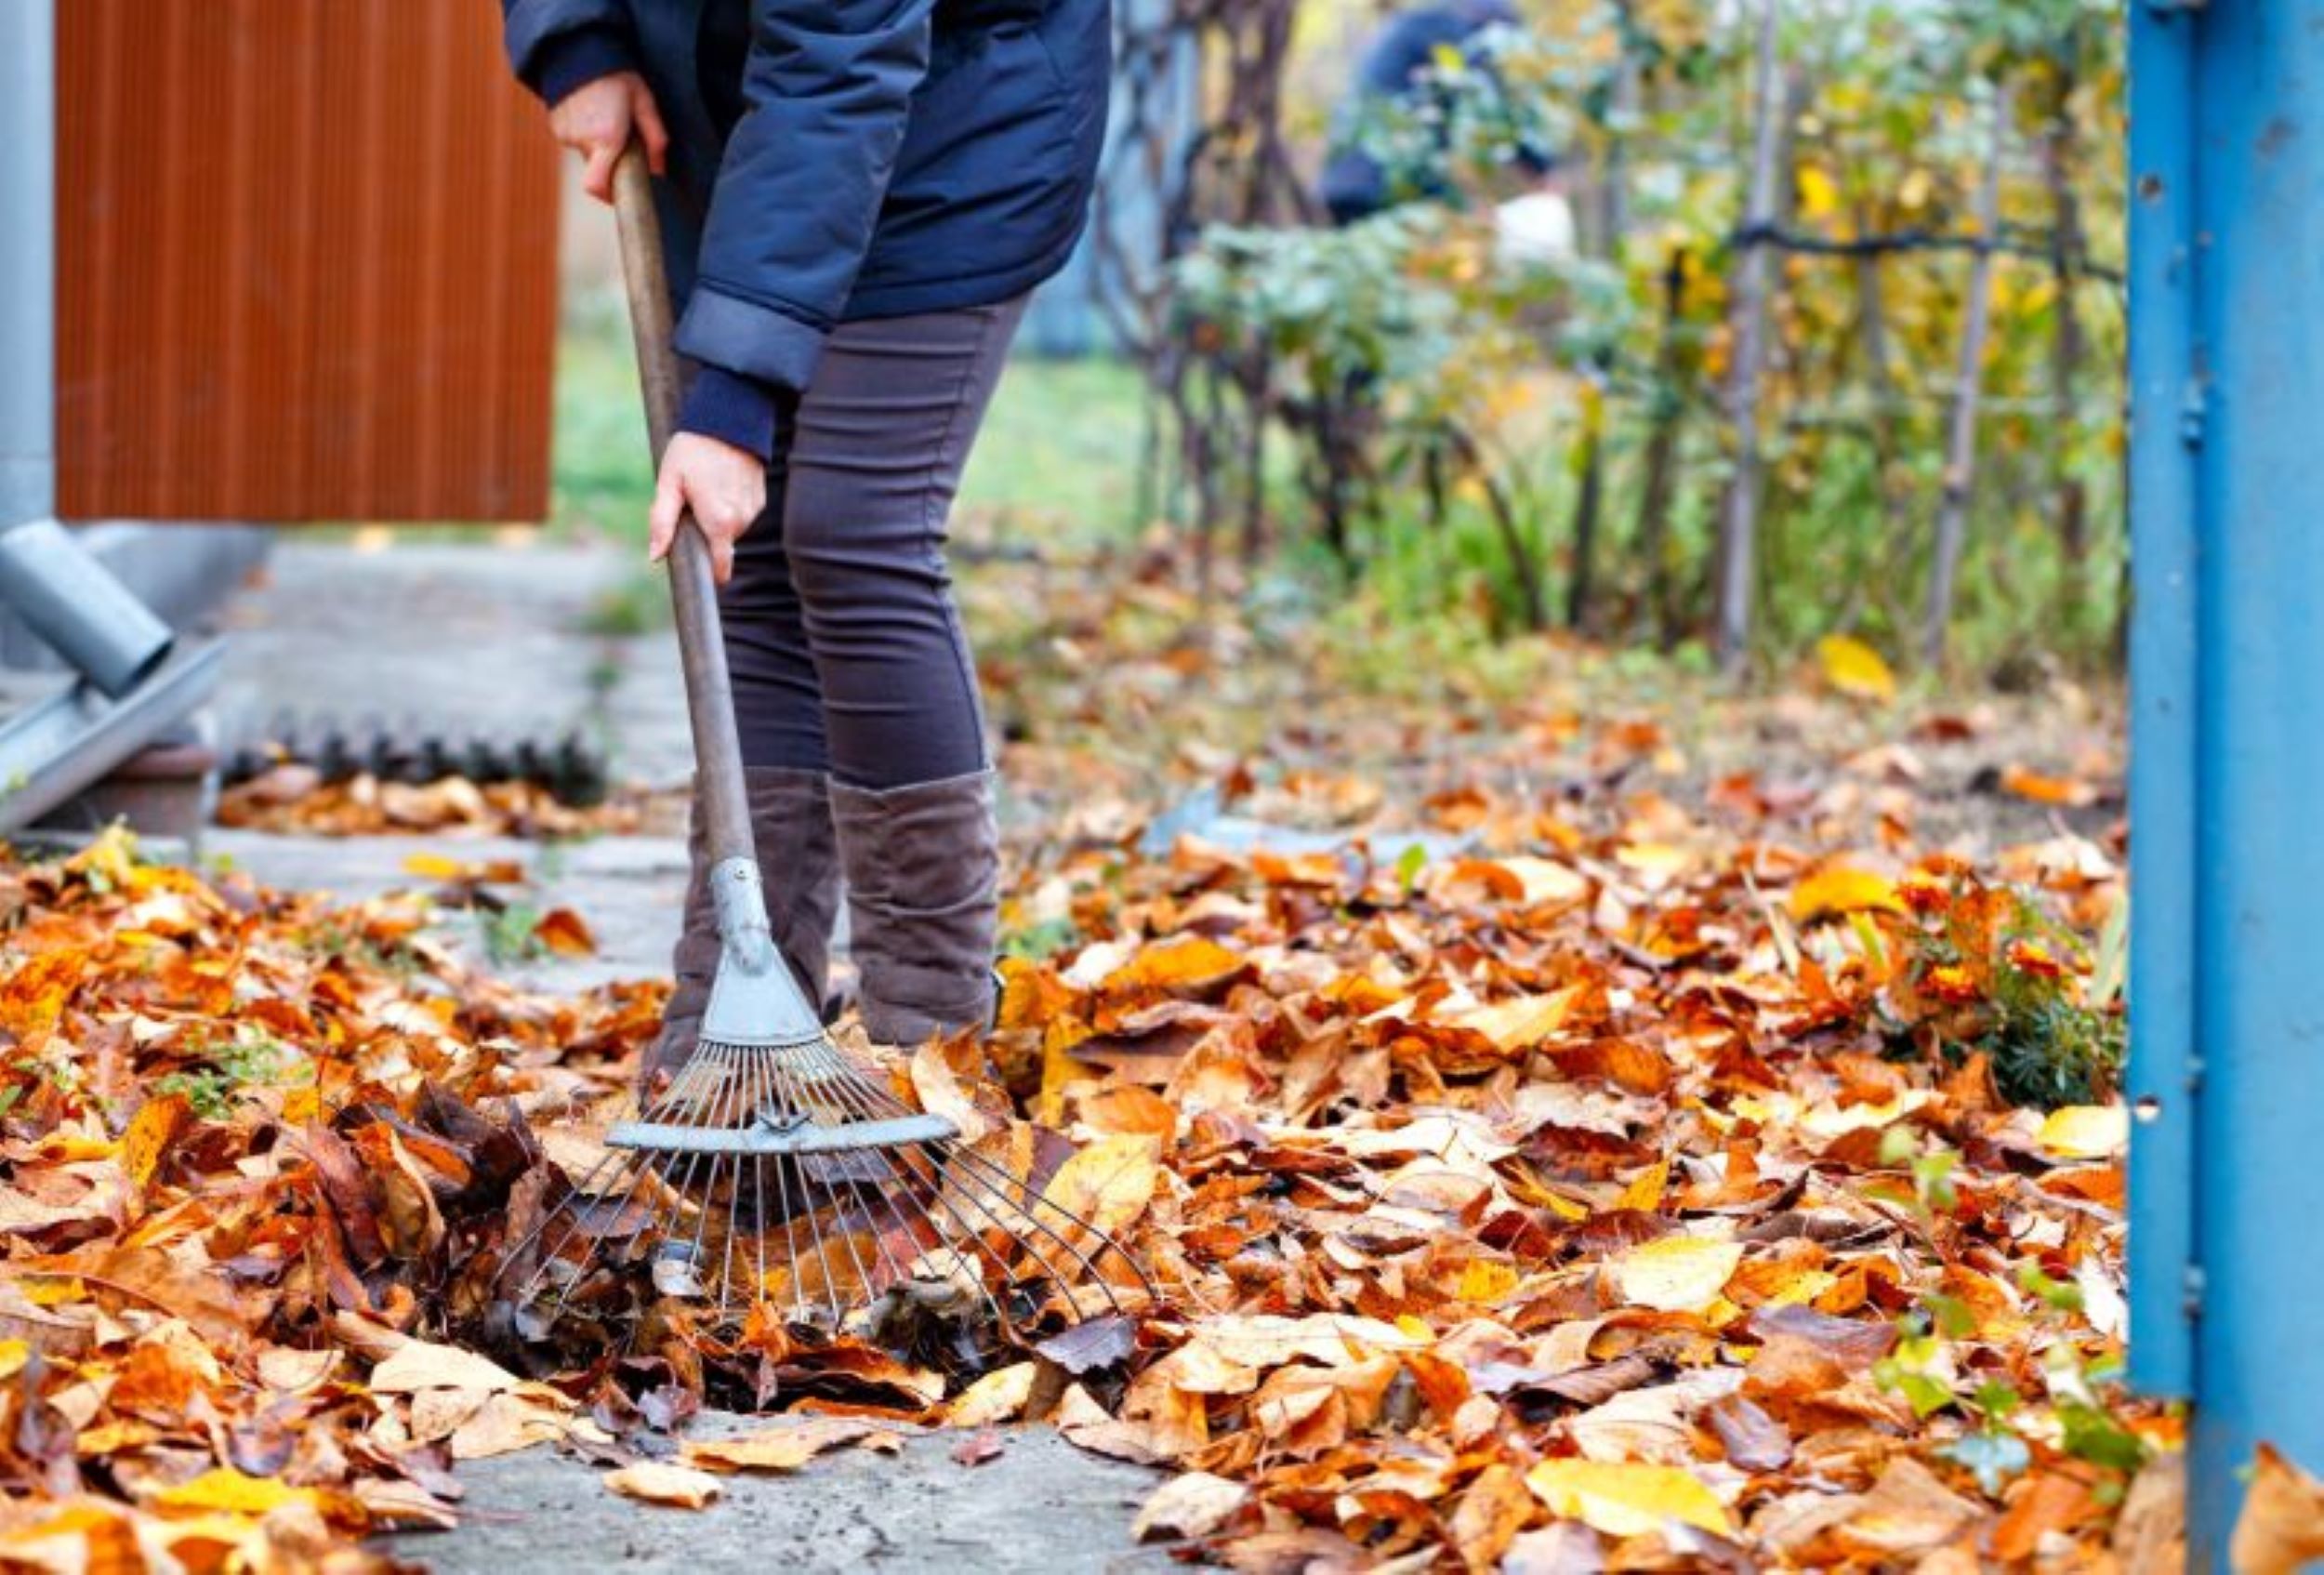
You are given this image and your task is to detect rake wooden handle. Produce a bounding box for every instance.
[611,143,757,873]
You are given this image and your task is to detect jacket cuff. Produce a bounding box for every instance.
[523,26,635,107]
[675,284,831,397]
[677,364,781,463]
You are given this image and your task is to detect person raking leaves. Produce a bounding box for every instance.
[500,0,1111,1083]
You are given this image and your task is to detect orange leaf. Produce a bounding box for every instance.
[122,1093,192,1195]
[2232,1443,2324,1575]
[534,907,598,957]
[2000,765,2099,807]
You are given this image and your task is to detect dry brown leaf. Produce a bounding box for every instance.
[603,1462,723,1509]
[680,1418,897,1475]
[1133,1472,1248,1542]
[2232,1443,2324,1575]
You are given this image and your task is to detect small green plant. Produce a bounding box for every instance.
[1877,1270,2150,1505]
[579,568,670,638]
[305,919,424,979]
[1879,866,2125,1108]
[481,903,548,967]
[1001,916,1080,961]
[152,1029,303,1119]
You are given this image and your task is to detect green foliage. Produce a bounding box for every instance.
[1877,1279,2150,1503]
[481,903,549,968]
[1878,871,2126,1109]
[1156,0,2128,673]
[152,1029,304,1119]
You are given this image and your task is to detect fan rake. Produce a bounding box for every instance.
[493,143,1145,1349]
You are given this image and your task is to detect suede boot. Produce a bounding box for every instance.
[642,768,842,1090]
[827,770,1000,1048]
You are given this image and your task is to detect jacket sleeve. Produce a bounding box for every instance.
[674,0,936,395]
[501,0,637,106]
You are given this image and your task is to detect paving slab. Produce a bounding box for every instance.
[380,1424,1174,1575]
[214,539,695,788]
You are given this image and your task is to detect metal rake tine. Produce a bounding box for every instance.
[504,1121,661,1307]
[762,1059,916,1310]
[694,1043,755,1322]
[508,1043,743,1312]
[799,1064,1019,1325]
[797,1037,1148,1303]
[766,1050,892,1318]
[923,1134,1147,1307]
[804,1056,1116,1313]
[762,1052,854,1327]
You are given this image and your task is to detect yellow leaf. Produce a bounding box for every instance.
[153,1467,316,1516]
[1498,857,1591,907]
[123,1093,192,1194]
[368,1337,524,1395]
[603,1462,722,1509]
[1817,633,1896,701]
[1034,1015,1097,1128]
[401,852,473,881]
[1798,165,1842,223]
[2037,1105,2129,1161]
[18,1275,85,1307]
[1789,865,1904,923]
[1607,1236,1745,1314]
[0,1339,27,1381]
[1617,1158,1670,1213]
[1133,1472,1248,1542]
[1042,1133,1162,1240]
[1525,1459,1733,1538]
[1457,1261,1520,1304]
[1453,988,1578,1052]
[947,1363,1037,1428]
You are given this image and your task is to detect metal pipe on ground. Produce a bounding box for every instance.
[0,520,176,698]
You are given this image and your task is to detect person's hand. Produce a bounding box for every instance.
[549,71,668,204]
[650,433,767,585]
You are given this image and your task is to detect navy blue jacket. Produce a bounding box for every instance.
[503,0,1111,457]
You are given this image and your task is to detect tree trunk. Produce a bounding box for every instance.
[1236,351,1270,567]
[1634,247,1690,649]
[1922,82,2013,669]
[1713,0,1785,675]
[1567,377,1606,632]
[2045,98,2090,611]
[1450,424,1548,633]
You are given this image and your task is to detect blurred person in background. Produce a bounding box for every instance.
[1321,0,1574,261]
[500,0,1111,1080]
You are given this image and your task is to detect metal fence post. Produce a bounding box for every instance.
[2131,0,2324,1563]
[0,0,55,526]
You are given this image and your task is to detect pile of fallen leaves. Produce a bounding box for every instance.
[956,772,2178,1570]
[0,827,664,1570]
[217,768,657,840]
[1,779,2180,1573]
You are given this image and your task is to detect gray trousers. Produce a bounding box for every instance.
[720,296,1026,789]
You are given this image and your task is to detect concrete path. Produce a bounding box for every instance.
[383,1427,1170,1575]
[208,542,1171,1573]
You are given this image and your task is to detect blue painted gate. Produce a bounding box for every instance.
[2129,0,2324,1562]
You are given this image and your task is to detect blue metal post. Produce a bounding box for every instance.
[2131,0,2324,1563]
[0,0,55,525]
[2125,0,2199,1408]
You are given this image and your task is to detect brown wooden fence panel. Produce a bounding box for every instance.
[57,0,561,523]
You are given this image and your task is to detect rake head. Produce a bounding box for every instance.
[493,864,1146,1355]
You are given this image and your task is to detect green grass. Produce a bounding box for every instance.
[548,292,1150,553]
